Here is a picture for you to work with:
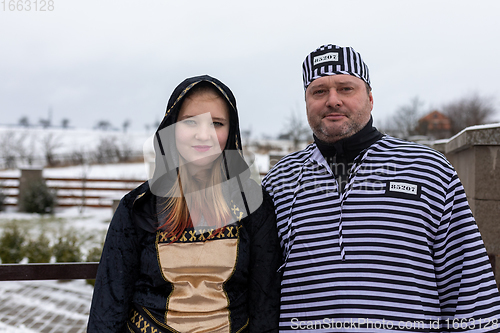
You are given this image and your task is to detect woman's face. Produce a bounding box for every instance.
[175,90,230,173]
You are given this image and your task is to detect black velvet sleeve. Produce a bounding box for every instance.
[87,197,141,332]
[248,189,282,333]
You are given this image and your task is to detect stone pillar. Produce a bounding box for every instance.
[434,125,500,285]
[18,168,44,212]
[112,199,121,214]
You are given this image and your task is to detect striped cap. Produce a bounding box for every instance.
[302,44,370,90]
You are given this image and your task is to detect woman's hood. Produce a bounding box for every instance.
[159,75,243,151]
[132,75,262,232]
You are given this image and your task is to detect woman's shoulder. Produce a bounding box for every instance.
[121,181,151,208]
[113,181,161,233]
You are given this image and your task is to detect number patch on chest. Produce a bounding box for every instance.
[385,181,421,198]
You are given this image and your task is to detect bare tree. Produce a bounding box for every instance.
[39,118,51,129]
[0,131,39,168]
[0,131,20,168]
[94,136,119,163]
[61,118,70,129]
[279,107,311,151]
[116,138,134,162]
[18,116,30,127]
[14,131,37,166]
[70,146,91,165]
[386,96,425,139]
[122,119,131,133]
[94,120,113,131]
[442,93,497,135]
[42,133,62,167]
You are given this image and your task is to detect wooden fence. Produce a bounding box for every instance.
[0,175,141,280]
[1,175,145,209]
[0,173,270,281]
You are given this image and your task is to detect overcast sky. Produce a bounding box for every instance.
[1,0,499,138]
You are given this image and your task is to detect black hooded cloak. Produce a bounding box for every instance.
[87,75,281,333]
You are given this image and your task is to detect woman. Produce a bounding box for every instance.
[87,75,281,333]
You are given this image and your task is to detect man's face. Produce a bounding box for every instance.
[305,74,373,144]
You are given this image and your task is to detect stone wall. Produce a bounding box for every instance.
[433,124,500,283]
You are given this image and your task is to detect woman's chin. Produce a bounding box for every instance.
[183,157,218,174]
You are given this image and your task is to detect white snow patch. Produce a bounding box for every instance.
[0,322,38,333]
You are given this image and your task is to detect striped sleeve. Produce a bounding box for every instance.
[434,172,500,322]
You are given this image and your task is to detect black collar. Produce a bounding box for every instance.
[314,117,383,164]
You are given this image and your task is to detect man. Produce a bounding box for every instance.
[262,44,500,332]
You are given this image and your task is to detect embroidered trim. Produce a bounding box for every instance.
[128,306,180,333]
[222,223,243,333]
[157,225,240,244]
[235,319,249,333]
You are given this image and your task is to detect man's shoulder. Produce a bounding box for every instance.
[376,135,447,156]
[372,135,453,169]
[264,144,315,178]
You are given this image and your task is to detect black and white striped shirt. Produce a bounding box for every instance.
[263,135,500,332]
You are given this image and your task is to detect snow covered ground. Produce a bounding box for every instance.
[0,205,109,332]
[0,280,94,333]
[0,161,150,179]
[0,195,115,332]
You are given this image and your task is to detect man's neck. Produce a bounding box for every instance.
[314,117,382,162]
[313,117,383,193]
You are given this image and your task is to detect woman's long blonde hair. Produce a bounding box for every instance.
[157,84,232,241]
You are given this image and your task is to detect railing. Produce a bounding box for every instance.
[1,256,497,282]
[1,173,269,208]
[1,175,144,208]
[0,175,141,280]
[0,262,99,281]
